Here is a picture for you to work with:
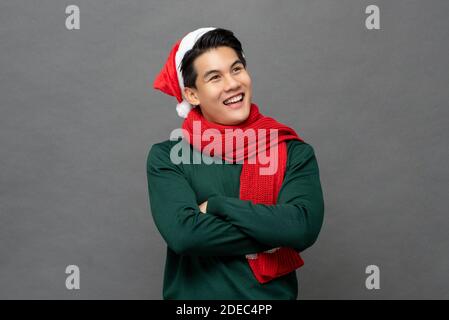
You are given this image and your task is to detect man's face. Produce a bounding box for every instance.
[183,46,252,125]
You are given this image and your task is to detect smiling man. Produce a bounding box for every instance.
[182,45,251,125]
[147,27,325,300]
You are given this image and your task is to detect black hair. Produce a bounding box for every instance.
[180,28,247,89]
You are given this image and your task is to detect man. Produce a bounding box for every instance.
[147,27,324,299]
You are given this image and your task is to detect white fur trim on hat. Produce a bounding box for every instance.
[174,27,216,118]
[176,100,195,118]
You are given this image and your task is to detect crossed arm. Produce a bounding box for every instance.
[146,141,324,257]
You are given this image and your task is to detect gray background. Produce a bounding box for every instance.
[1,0,448,299]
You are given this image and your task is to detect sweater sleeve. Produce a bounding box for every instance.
[206,141,324,252]
[146,141,273,257]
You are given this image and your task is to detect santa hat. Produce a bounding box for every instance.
[153,27,216,118]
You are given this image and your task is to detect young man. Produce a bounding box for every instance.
[147,27,324,300]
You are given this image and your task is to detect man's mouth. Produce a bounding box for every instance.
[223,93,245,108]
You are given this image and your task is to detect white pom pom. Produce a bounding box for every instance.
[176,100,194,118]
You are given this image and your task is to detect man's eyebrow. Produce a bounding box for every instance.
[203,60,244,80]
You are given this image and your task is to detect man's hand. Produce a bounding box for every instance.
[199,200,208,214]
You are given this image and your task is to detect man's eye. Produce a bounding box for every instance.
[210,75,220,81]
[233,67,242,72]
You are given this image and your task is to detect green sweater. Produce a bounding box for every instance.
[146,137,324,300]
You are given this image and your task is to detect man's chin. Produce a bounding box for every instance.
[226,108,251,125]
[239,103,251,120]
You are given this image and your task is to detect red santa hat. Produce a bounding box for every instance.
[153,27,217,118]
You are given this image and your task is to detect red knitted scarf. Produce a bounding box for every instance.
[182,103,305,283]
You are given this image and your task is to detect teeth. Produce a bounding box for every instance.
[224,94,243,105]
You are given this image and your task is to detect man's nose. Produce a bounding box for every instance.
[223,74,240,91]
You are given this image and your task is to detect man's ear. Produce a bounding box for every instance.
[183,87,200,106]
